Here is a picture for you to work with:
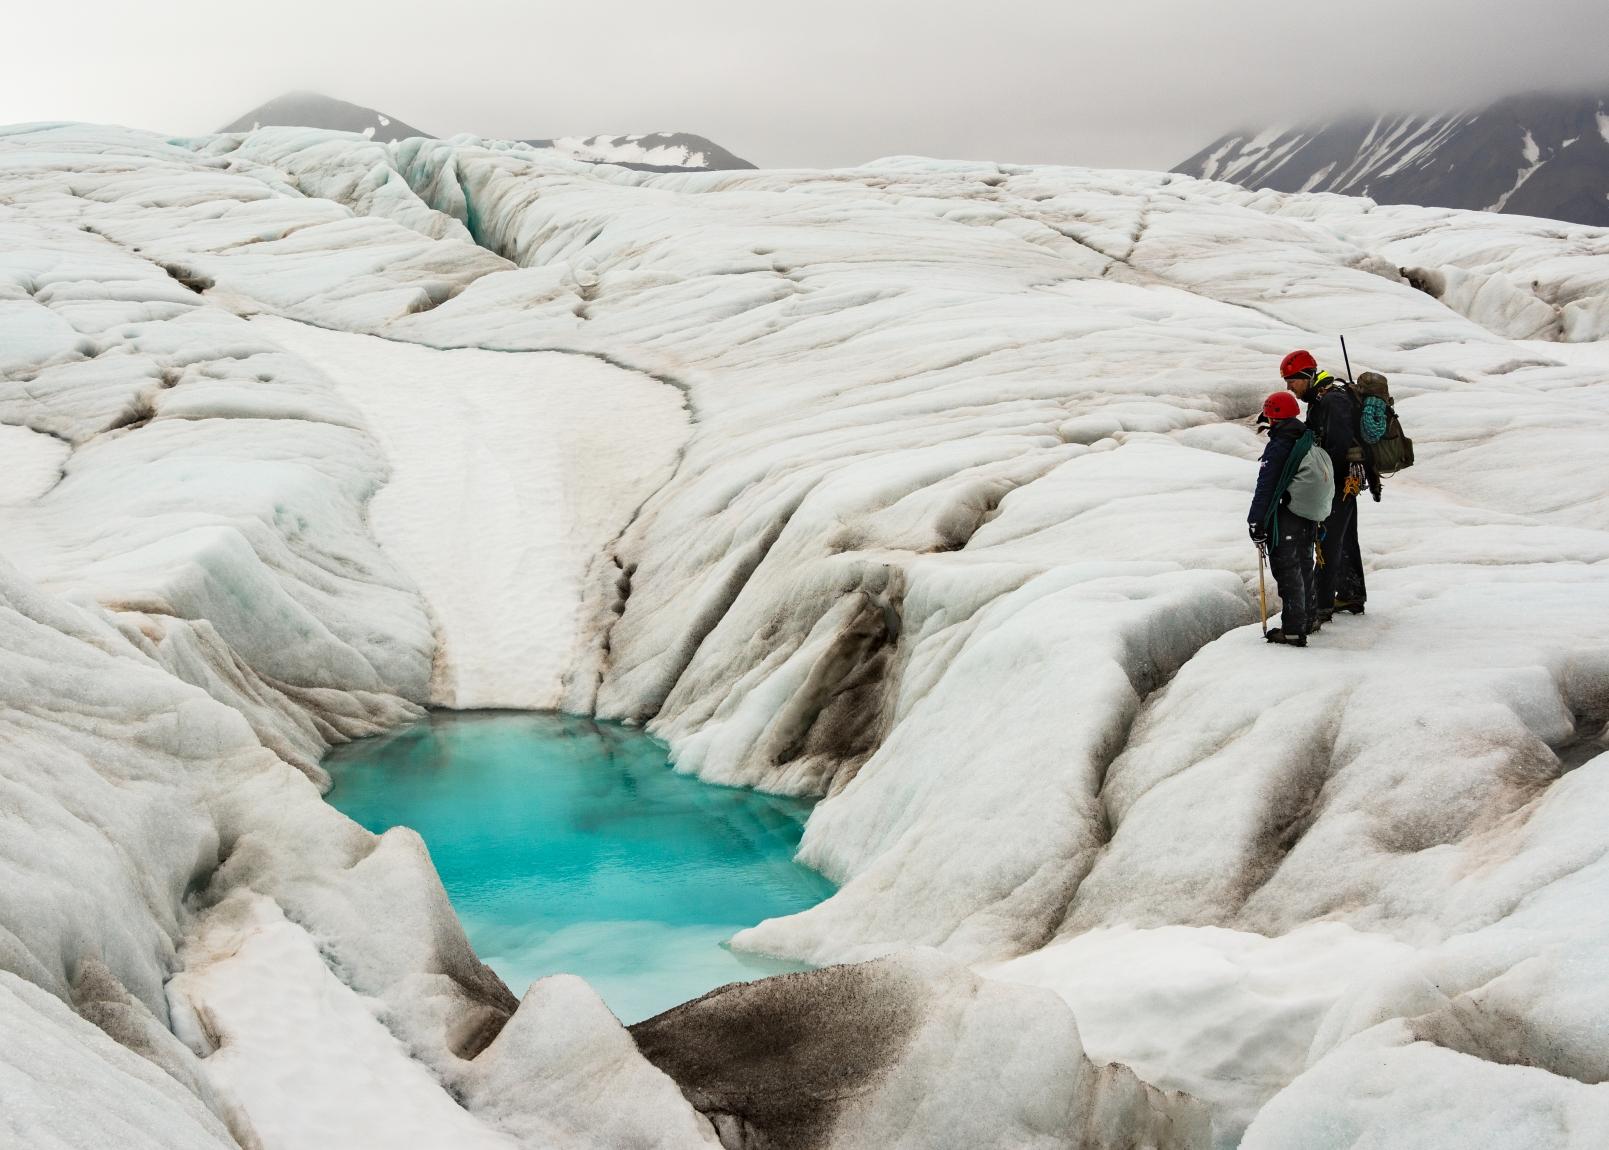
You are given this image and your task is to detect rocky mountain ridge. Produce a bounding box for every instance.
[1175,89,1609,226]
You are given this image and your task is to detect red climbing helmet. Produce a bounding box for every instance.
[1262,391,1300,421]
[1280,349,1317,380]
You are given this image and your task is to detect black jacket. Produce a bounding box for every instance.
[1304,374,1356,482]
[1248,417,1307,528]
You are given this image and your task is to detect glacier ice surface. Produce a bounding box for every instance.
[3,120,1609,1147]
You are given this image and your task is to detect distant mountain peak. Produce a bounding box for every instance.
[522,131,755,172]
[218,92,430,143]
[218,92,755,171]
[1174,89,1609,226]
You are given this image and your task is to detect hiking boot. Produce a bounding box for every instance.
[1305,616,1324,635]
[1334,600,1366,616]
[1264,629,1307,647]
[1313,607,1335,627]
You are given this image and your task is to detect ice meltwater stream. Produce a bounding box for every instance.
[324,711,835,1023]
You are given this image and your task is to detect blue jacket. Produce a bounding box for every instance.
[1249,418,1309,529]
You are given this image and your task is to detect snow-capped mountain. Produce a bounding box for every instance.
[219,92,754,170]
[219,91,428,143]
[1175,90,1609,226]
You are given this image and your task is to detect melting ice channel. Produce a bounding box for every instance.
[325,711,835,1022]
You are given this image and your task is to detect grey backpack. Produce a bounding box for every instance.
[1286,437,1335,521]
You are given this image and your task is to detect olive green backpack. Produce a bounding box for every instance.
[1349,371,1414,475]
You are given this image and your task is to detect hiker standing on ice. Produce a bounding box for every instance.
[1281,349,1368,624]
[1248,391,1334,645]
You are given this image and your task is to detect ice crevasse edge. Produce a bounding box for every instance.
[0,120,1608,1148]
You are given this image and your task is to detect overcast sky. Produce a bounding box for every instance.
[6,0,1606,169]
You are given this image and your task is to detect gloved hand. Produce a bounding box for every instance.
[1248,522,1268,546]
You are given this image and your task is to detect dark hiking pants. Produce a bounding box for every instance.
[1334,511,1368,610]
[1271,513,1317,635]
[1315,494,1365,614]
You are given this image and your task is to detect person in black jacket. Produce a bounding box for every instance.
[1248,391,1319,645]
[1280,349,1367,623]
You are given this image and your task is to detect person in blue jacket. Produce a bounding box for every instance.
[1249,390,1321,645]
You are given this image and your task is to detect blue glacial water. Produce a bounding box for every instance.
[323,710,835,1023]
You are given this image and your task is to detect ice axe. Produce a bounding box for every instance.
[1256,543,1269,636]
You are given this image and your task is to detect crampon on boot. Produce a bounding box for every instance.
[1264,629,1307,647]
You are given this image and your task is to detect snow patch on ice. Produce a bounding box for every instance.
[255,318,689,709]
